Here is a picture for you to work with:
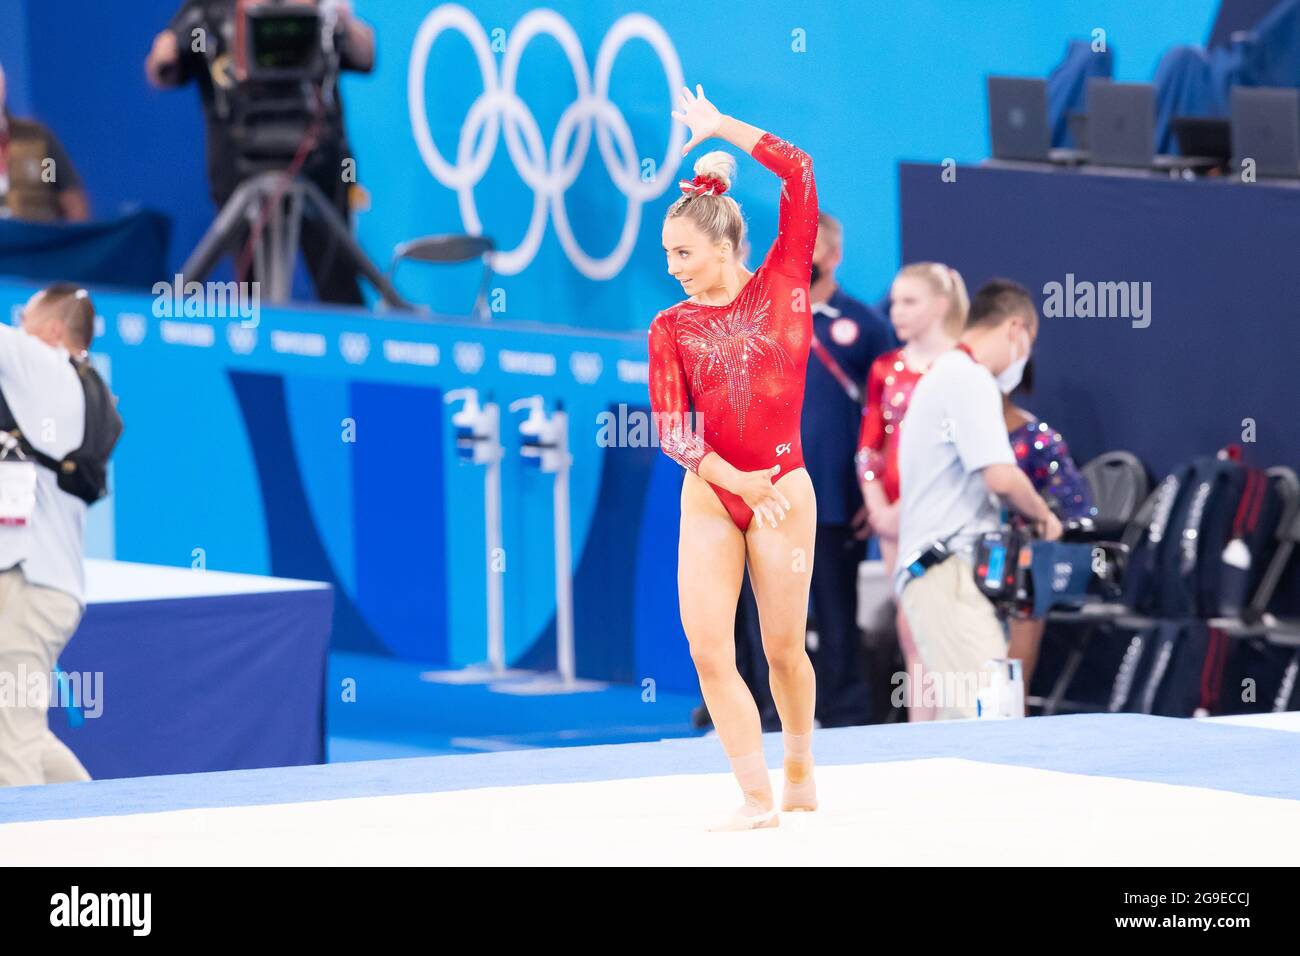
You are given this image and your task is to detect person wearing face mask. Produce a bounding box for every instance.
[856,262,966,721]
[999,357,1095,710]
[894,278,1062,721]
[799,211,895,727]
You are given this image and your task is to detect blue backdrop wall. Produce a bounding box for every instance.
[1,0,1220,319]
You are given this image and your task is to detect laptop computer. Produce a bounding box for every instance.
[988,76,1084,164]
[1087,79,1156,168]
[1230,86,1300,178]
[1087,80,1219,173]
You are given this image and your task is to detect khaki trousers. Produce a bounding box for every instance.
[0,567,91,787]
[900,556,1007,720]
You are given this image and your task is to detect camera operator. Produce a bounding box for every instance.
[894,279,1061,720]
[145,0,375,305]
[0,285,120,786]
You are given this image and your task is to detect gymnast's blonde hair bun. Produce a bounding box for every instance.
[664,151,746,254]
[692,150,736,190]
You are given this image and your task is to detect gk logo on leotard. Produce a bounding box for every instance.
[775,442,792,456]
[408,5,686,278]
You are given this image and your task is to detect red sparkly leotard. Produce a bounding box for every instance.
[855,347,925,504]
[648,132,817,532]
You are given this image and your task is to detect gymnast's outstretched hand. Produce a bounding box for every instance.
[672,84,723,156]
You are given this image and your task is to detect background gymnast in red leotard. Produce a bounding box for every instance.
[648,84,819,831]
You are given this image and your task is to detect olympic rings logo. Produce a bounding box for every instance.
[407,4,686,279]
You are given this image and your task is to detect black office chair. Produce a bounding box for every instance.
[1032,484,1162,716]
[1174,466,1300,714]
[1080,450,1149,539]
[391,234,496,320]
[1261,497,1300,710]
[1035,451,1155,635]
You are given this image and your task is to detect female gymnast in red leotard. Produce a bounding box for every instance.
[648,84,818,830]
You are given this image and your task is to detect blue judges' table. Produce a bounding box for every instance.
[49,560,332,780]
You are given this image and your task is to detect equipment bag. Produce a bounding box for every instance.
[0,358,123,505]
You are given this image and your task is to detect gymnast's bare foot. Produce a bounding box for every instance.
[707,793,780,831]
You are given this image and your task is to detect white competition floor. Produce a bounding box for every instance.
[4,757,1300,866]
[3,712,1299,865]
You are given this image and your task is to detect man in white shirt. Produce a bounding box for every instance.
[895,279,1061,719]
[0,284,95,785]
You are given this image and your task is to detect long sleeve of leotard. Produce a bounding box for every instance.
[750,132,818,283]
[855,357,887,485]
[648,311,714,473]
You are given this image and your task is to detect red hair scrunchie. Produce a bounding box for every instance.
[677,174,728,197]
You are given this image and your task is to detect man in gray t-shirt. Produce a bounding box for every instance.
[895,280,1061,719]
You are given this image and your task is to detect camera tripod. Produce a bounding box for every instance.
[181,170,413,309]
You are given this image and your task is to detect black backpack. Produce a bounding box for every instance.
[1201,465,1287,619]
[1158,449,1284,619]
[0,358,123,505]
[1157,454,1245,619]
[1120,449,1279,620]
[1120,465,1191,616]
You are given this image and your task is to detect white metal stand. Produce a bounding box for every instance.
[493,398,606,695]
[422,389,531,685]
